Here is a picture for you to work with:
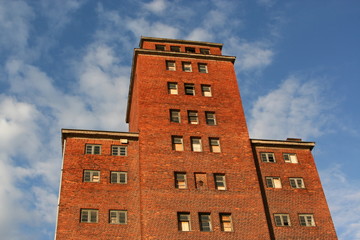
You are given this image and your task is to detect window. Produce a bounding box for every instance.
[85,144,101,155]
[83,170,100,182]
[170,46,180,52]
[205,112,216,125]
[195,173,208,190]
[182,62,192,72]
[201,85,212,97]
[299,214,315,226]
[170,109,181,123]
[200,48,210,54]
[155,44,165,51]
[214,174,226,190]
[191,137,202,152]
[220,213,233,232]
[184,84,195,95]
[185,47,195,53]
[188,111,198,124]
[172,136,184,151]
[261,153,275,162]
[112,146,127,156]
[198,63,208,73]
[209,138,221,153]
[178,212,191,231]
[81,209,98,223]
[289,178,305,188]
[199,213,212,231]
[110,210,127,224]
[168,82,178,94]
[274,214,290,226]
[166,61,176,71]
[283,153,298,163]
[265,177,282,188]
[110,171,127,184]
[175,172,187,189]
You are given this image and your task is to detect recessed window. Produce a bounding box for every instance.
[109,210,127,224]
[175,172,187,189]
[112,146,127,156]
[205,112,216,125]
[188,111,198,124]
[85,144,101,155]
[110,171,127,184]
[199,213,212,231]
[220,213,233,232]
[200,48,210,54]
[289,178,305,188]
[195,173,208,190]
[170,46,180,52]
[156,44,165,51]
[184,84,195,95]
[283,153,298,163]
[170,109,181,123]
[201,85,212,97]
[83,170,100,182]
[274,214,290,226]
[261,153,275,162]
[168,82,178,94]
[182,62,192,72]
[299,214,315,226]
[178,212,191,231]
[191,137,202,152]
[209,138,221,153]
[214,174,226,190]
[166,61,176,71]
[185,47,195,53]
[266,177,282,188]
[172,136,184,151]
[198,63,208,73]
[81,209,98,223]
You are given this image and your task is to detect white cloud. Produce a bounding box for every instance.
[126,17,180,39]
[143,0,167,14]
[187,28,214,42]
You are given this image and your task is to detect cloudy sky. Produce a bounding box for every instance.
[0,0,359,239]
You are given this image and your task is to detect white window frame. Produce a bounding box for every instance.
[172,136,184,151]
[283,153,298,163]
[175,172,187,189]
[261,152,275,162]
[198,63,208,73]
[83,170,100,182]
[199,213,212,232]
[299,214,315,226]
[166,61,176,71]
[182,62,192,72]
[274,214,290,226]
[81,209,98,223]
[265,177,282,188]
[178,212,191,231]
[209,138,221,153]
[110,171,127,184]
[205,112,216,125]
[109,210,127,224]
[188,111,198,124]
[184,83,195,95]
[85,144,101,155]
[191,137,202,152]
[220,213,233,232]
[168,82,178,94]
[112,145,127,156]
[201,85,212,97]
[214,174,226,190]
[170,109,181,123]
[289,178,305,188]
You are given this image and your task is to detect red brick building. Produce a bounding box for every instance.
[55,37,337,239]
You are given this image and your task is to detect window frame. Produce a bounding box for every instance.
[200,48,210,54]
[167,82,178,94]
[170,109,181,123]
[111,145,127,156]
[155,44,165,51]
[182,62,192,72]
[201,85,212,97]
[175,172,187,189]
[261,152,276,162]
[83,170,100,183]
[289,177,305,189]
[209,138,221,153]
[185,47,196,53]
[170,46,180,52]
[283,153,298,163]
[214,173,226,190]
[191,137,202,152]
[205,111,216,125]
[274,214,291,227]
[178,212,191,231]
[109,210,127,224]
[188,110,198,124]
[85,144,101,155]
[265,177,282,188]
[80,209,98,223]
[166,60,176,71]
[299,214,316,227]
[172,136,184,151]
[184,83,195,95]
[198,63,208,73]
[110,171,127,184]
[219,213,233,232]
[199,213,212,232]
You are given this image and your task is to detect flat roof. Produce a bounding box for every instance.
[139,36,223,49]
[250,138,315,150]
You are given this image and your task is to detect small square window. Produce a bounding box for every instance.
[166,61,176,71]
[182,62,192,72]
[220,213,233,232]
[110,171,127,184]
[184,84,195,95]
[214,174,226,190]
[199,213,212,231]
[178,212,191,231]
[185,47,196,53]
[261,153,275,162]
[155,44,165,51]
[205,112,216,125]
[172,136,184,151]
[191,137,202,152]
[170,109,181,123]
[81,209,98,223]
[209,138,221,153]
[200,48,210,54]
[170,46,180,52]
[201,85,212,97]
[112,146,127,156]
[188,111,198,124]
[274,214,290,226]
[85,144,101,155]
[110,210,127,224]
[283,153,298,163]
[299,214,315,226]
[83,170,100,182]
[168,82,178,94]
[289,178,305,188]
[175,172,187,189]
[266,177,282,188]
[198,63,208,73]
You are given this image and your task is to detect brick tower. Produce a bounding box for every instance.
[55,37,337,239]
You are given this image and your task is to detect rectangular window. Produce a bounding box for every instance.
[214,174,226,190]
[182,62,192,72]
[299,214,315,226]
[110,171,127,184]
[175,172,187,189]
[170,109,181,123]
[198,63,208,73]
[155,44,165,51]
[195,173,208,190]
[170,46,180,52]
[199,213,212,231]
[283,153,298,163]
[266,177,282,188]
[178,212,191,231]
[261,153,275,162]
[81,209,98,223]
[289,178,305,188]
[184,84,195,95]
[166,61,176,71]
[209,138,221,153]
[85,144,101,155]
[168,82,178,94]
[201,85,212,97]
[200,48,210,54]
[220,213,233,232]
[172,136,184,151]
[205,112,216,125]
[83,170,100,182]
[188,111,198,124]
[185,47,195,53]
[274,214,290,226]
[110,210,127,224]
[191,137,202,152]
[112,146,127,156]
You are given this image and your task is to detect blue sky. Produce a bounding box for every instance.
[0,0,359,239]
